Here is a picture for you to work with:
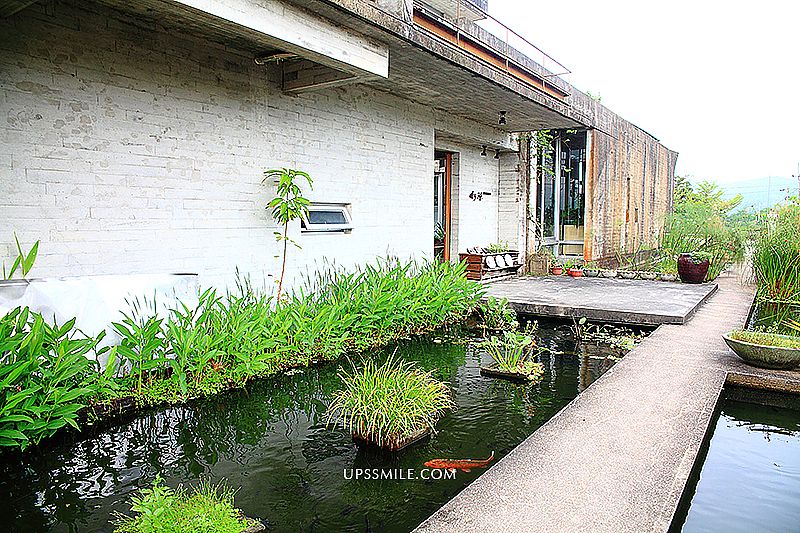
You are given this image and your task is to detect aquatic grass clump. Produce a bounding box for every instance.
[327,356,454,449]
[479,328,544,379]
[114,476,250,533]
[728,330,800,349]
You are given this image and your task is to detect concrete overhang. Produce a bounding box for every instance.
[286,0,590,132]
[94,0,389,83]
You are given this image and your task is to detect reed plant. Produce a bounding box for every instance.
[751,204,800,333]
[326,355,454,448]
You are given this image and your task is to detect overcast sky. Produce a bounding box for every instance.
[487,0,800,187]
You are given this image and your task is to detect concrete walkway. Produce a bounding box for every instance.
[417,273,800,533]
[484,276,718,325]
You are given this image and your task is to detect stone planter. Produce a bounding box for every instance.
[678,254,709,284]
[618,270,638,280]
[659,273,678,282]
[599,269,617,278]
[638,271,658,281]
[723,333,800,370]
[583,268,600,278]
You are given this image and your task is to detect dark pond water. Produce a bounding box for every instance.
[675,390,800,533]
[1,319,628,533]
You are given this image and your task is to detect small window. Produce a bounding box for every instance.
[302,203,353,233]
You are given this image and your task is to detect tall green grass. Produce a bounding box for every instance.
[326,355,454,448]
[752,204,800,334]
[0,258,482,451]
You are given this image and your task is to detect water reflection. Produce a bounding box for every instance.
[2,323,627,533]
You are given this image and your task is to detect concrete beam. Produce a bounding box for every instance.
[282,60,358,93]
[0,0,37,17]
[170,0,389,78]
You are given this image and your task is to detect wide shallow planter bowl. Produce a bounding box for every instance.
[638,271,658,281]
[618,270,638,280]
[659,273,678,282]
[599,269,617,278]
[678,254,710,284]
[722,333,800,370]
[583,268,600,278]
[567,268,583,278]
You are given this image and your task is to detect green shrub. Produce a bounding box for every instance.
[728,330,800,349]
[326,355,454,448]
[0,307,109,449]
[114,476,249,533]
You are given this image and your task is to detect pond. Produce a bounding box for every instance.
[674,388,800,533]
[1,319,634,533]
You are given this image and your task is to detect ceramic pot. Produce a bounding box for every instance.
[677,254,709,284]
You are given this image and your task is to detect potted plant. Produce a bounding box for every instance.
[563,258,583,278]
[723,329,800,370]
[583,261,600,278]
[599,268,617,278]
[550,259,564,276]
[678,252,711,284]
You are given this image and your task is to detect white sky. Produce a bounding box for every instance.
[487,0,800,185]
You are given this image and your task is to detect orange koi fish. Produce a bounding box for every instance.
[424,451,495,472]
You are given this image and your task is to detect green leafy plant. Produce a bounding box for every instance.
[2,233,39,280]
[114,476,250,533]
[685,251,712,263]
[0,307,107,449]
[434,222,445,242]
[112,296,167,396]
[485,241,511,253]
[263,168,313,302]
[480,326,543,378]
[326,355,454,448]
[478,296,518,331]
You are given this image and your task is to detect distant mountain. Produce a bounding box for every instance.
[710,177,798,211]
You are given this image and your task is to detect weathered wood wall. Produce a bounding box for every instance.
[576,96,678,261]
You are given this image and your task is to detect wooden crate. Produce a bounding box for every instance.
[458,251,521,281]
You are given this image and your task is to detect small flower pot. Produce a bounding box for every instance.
[551,267,563,276]
[568,268,583,278]
[677,254,709,284]
[583,269,600,278]
[618,270,638,280]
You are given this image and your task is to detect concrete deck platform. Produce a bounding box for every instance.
[417,273,800,533]
[484,276,718,325]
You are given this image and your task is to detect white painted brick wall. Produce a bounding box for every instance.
[0,0,508,291]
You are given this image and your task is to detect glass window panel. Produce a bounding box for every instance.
[308,210,348,225]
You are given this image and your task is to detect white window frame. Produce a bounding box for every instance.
[301,202,353,233]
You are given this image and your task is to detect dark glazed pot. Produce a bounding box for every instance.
[677,254,709,284]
